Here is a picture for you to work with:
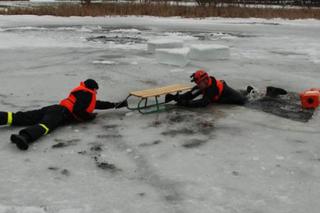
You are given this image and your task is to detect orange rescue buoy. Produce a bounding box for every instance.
[300,88,320,109]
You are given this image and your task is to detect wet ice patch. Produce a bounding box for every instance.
[193,32,236,40]
[168,31,256,41]
[161,128,195,137]
[0,26,48,32]
[182,139,208,148]
[94,156,121,173]
[229,21,280,26]
[161,31,256,42]
[245,92,315,122]
[0,25,98,33]
[159,111,216,148]
[51,138,80,149]
[139,140,162,147]
[90,144,103,152]
[139,79,158,86]
[102,124,119,129]
[97,134,122,139]
[87,35,146,44]
[109,28,142,34]
[92,60,118,65]
[0,204,46,213]
[48,167,71,176]
[270,50,307,57]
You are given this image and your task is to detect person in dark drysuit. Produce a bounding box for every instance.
[165,70,247,107]
[0,79,128,151]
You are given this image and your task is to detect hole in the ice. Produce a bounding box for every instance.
[245,92,315,122]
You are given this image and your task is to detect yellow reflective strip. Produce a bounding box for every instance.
[39,124,49,135]
[7,112,13,125]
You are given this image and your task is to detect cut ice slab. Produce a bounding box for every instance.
[147,39,183,53]
[189,44,230,61]
[155,47,190,67]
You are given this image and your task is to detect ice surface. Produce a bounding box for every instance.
[147,39,183,53]
[0,15,320,213]
[0,204,47,213]
[189,44,230,61]
[155,47,190,67]
[92,60,118,65]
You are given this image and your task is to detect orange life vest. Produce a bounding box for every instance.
[60,82,97,114]
[205,78,224,102]
[213,79,224,101]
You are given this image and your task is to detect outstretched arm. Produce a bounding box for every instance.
[177,95,211,108]
[95,100,116,110]
[95,100,128,110]
[176,86,215,108]
[178,86,202,101]
[165,86,202,103]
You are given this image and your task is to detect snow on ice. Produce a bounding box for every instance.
[0,15,320,213]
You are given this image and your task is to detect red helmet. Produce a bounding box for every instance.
[191,70,209,84]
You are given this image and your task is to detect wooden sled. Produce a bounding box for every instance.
[125,84,192,114]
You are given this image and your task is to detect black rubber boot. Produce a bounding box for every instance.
[247,86,254,94]
[0,112,8,125]
[11,134,29,151]
[266,86,288,98]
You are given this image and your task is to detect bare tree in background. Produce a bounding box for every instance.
[193,0,320,7]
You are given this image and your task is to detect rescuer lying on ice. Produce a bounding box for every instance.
[0,79,128,151]
[165,70,248,107]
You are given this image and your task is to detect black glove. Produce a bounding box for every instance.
[165,93,180,103]
[115,100,128,109]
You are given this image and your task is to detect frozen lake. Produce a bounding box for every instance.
[0,15,320,213]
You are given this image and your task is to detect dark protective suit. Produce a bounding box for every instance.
[0,87,126,149]
[168,77,247,107]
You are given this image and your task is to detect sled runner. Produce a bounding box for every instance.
[125,84,192,114]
